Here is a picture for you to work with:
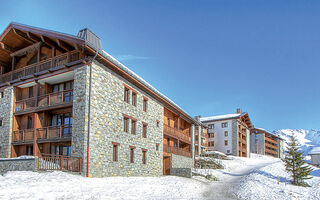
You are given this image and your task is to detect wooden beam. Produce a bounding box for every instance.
[0,42,14,53]
[56,39,73,51]
[41,36,66,52]
[12,28,34,44]
[10,42,42,57]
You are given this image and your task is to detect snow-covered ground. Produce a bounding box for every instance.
[1,154,317,200]
[233,161,320,200]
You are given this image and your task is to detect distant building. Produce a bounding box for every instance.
[309,147,320,166]
[199,109,253,157]
[250,128,284,158]
[194,124,208,156]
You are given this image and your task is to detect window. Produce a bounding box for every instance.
[227,150,230,154]
[224,140,228,146]
[124,88,129,103]
[132,92,137,106]
[131,120,136,135]
[222,122,228,128]
[209,133,214,138]
[113,143,119,161]
[143,123,148,138]
[123,117,129,132]
[143,98,148,112]
[156,143,159,151]
[0,119,2,127]
[156,121,160,127]
[225,131,228,137]
[208,124,214,129]
[130,147,135,163]
[0,92,3,98]
[142,149,147,164]
[27,116,33,129]
[29,87,33,98]
[208,141,214,147]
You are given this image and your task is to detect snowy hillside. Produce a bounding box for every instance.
[273,129,320,155]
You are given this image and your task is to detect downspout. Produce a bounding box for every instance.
[86,50,99,177]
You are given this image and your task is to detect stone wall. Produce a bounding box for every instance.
[231,119,238,156]
[81,62,164,177]
[0,157,38,174]
[171,153,193,168]
[0,87,14,158]
[170,168,192,178]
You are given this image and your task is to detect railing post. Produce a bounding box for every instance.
[60,156,63,171]
[60,125,63,138]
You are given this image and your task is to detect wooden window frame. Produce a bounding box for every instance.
[124,87,129,103]
[222,122,228,128]
[131,119,136,135]
[142,149,147,164]
[142,122,148,138]
[224,140,228,146]
[225,131,228,137]
[0,92,3,98]
[130,146,136,163]
[123,117,129,132]
[112,142,120,162]
[143,97,148,112]
[132,92,137,106]
[156,143,159,151]
[156,120,160,128]
[0,119,2,127]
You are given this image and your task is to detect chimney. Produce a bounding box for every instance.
[236,108,242,114]
[194,115,202,121]
[78,28,102,51]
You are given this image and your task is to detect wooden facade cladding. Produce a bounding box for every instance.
[238,124,247,157]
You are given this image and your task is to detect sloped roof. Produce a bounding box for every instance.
[200,113,243,122]
[309,147,320,155]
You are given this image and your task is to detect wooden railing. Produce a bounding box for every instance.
[163,124,191,144]
[0,50,81,84]
[163,144,192,157]
[201,141,207,146]
[38,153,81,173]
[37,125,72,140]
[265,142,278,150]
[265,137,278,145]
[15,90,73,113]
[201,132,207,138]
[265,148,278,155]
[12,129,34,142]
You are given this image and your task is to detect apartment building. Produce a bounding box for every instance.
[0,22,203,177]
[199,109,253,157]
[194,125,208,156]
[250,127,284,158]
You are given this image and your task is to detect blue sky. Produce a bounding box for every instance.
[1,0,320,131]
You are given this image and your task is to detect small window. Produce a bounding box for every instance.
[208,124,214,129]
[142,150,147,164]
[156,143,159,151]
[0,119,2,127]
[224,140,228,146]
[0,92,3,98]
[143,123,147,138]
[143,98,148,112]
[227,150,230,154]
[130,147,135,163]
[225,131,228,137]
[131,120,136,135]
[124,88,129,103]
[132,92,137,106]
[156,121,160,127]
[113,144,119,162]
[209,133,214,138]
[222,122,228,128]
[124,117,129,132]
[29,87,33,98]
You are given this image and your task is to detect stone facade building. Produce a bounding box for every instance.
[0,23,203,177]
[199,109,253,157]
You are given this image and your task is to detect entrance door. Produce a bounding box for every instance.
[163,156,171,175]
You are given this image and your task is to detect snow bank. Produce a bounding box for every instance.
[233,161,320,200]
[0,171,208,200]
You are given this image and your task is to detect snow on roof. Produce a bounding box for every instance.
[255,127,284,140]
[309,147,320,155]
[200,113,242,122]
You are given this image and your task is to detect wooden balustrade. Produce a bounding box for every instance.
[37,125,72,140]
[265,142,278,150]
[12,129,34,142]
[265,136,278,145]
[15,90,73,113]
[163,124,191,144]
[0,50,81,84]
[265,148,278,155]
[163,144,192,157]
[38,153,81,173]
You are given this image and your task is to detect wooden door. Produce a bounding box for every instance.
[163,156,171,175]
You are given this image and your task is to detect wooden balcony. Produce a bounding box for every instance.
[14,90,73,114]
[163,124,191,144]
[38,153,81,173]
[163,144,192,158]
[201,141,207,146]
[265,142,278,150]
[0,50,81,85]
[265,137,278,145]
[265,148,278,155]
[12,129,34,144]
[36,125,72,142]
[239,138,246,144]
[201,132,207,138]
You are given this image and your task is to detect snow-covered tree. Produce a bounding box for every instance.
[284,134,313,187]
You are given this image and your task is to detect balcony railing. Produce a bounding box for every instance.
[201,132,207,138]
[15,90,73,113]
[265,148,278,155]
[163,124,191,144]
[265,142,278,150]
[0,50,81,84]
[265,137,278,145]
[163,144,192,157]
[12,129,34,142]
[37,125,72,140]
[201,141,207,146]
[38,153,81,173]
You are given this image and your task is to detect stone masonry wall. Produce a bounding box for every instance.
[171,153,193,169]
[0,87,14,158]
[0,157,38,174]
[231,119,238,156]
[86,62,164,177]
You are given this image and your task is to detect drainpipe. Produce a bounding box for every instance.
[86,51,99,177]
